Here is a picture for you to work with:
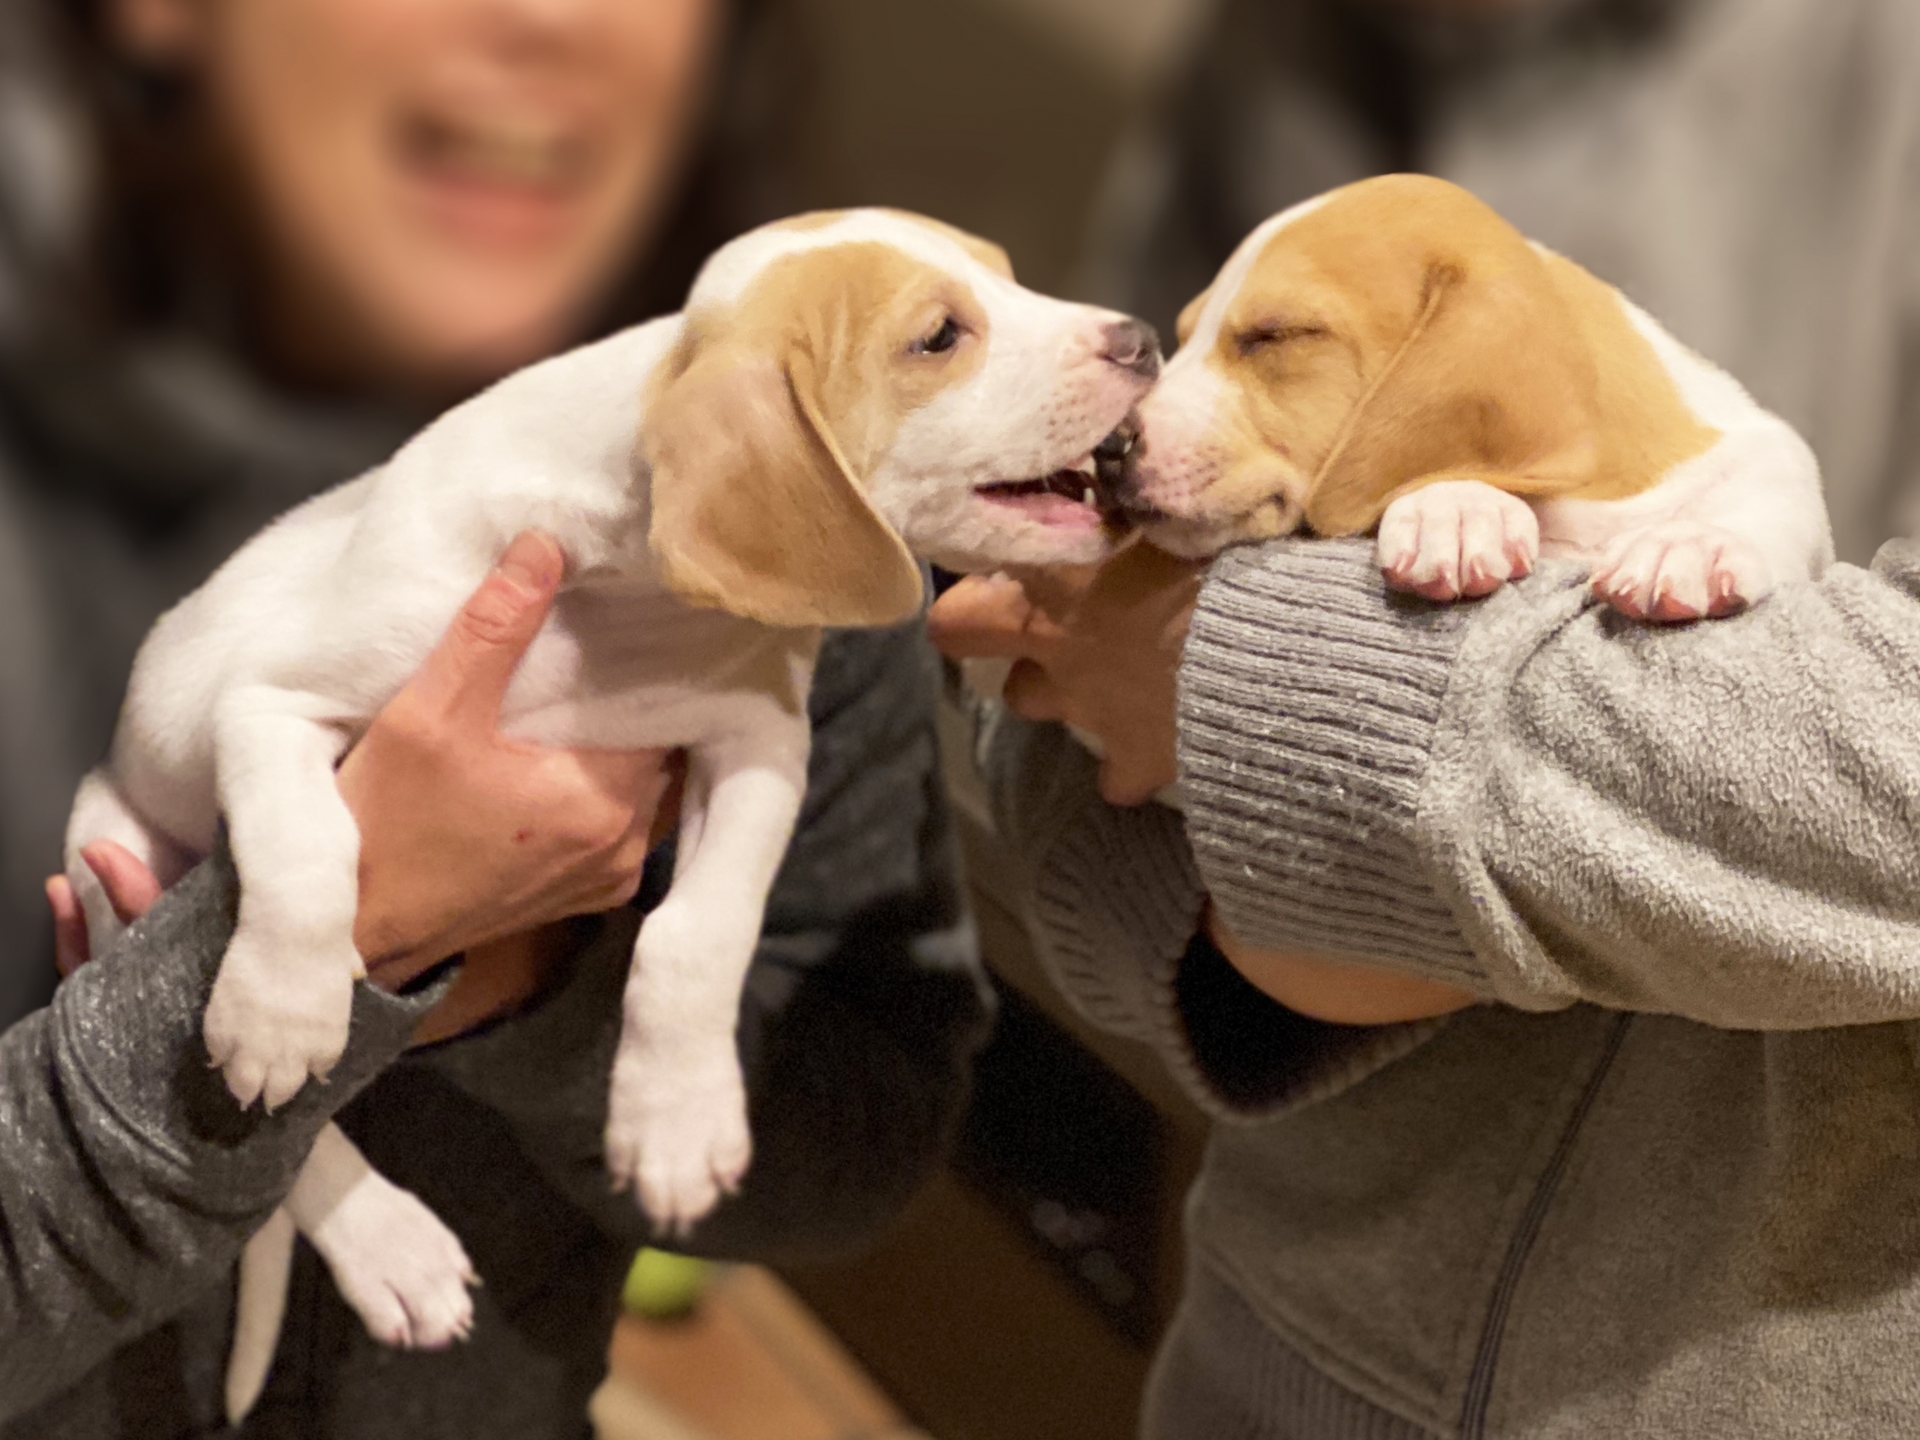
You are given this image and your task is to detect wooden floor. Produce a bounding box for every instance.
[592,1266,931,1440]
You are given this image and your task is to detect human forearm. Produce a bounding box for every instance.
[1204,903,1475,1025]
[1182,537,1920,1028]
[0,851,434,1420]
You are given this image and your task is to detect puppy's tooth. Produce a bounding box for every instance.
[1083,487,1097,507]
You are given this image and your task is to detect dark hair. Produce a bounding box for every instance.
[34,0,808,358]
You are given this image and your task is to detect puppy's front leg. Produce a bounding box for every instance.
[1376,478,1541,601]
[1584,422,1831,621]
[606,728,810,1236]
[204,685,363,1110]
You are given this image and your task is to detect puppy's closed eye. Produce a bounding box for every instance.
[1234,322,1331,357]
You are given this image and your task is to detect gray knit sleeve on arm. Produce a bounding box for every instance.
[1179,539,1494,989]
[1182,535,1920,1029]
[978,693,1448,1122]
[0,847,437,1421]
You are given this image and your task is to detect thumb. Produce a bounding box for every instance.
[405,531,565,730]
[1096,755,1165,808]
[927,573,1053,661]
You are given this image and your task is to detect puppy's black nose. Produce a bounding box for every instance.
[1102,319,1162,379]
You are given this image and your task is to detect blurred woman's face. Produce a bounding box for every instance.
[117,0,724,391]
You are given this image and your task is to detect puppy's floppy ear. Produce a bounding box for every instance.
[1304,251,1599,537]
[645,336,924,629]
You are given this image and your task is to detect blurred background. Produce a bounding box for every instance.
[3,0,1913,1436]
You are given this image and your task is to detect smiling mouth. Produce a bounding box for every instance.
[974,417,1141,524]
[398,111,595,196]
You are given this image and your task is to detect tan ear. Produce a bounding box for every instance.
[644,338,925,629]
[1303,256,1599,537]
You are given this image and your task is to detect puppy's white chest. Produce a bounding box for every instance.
[501,584,815,750]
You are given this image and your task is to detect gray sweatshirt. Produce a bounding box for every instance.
[0,620,991,1438]
[987,538,1920,1438]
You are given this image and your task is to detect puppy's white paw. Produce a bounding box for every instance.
[306,1174,478,1350]
[1591,520,1771,622]
[203,929,357,1111]
[605,1046,752,1241]
[1378,480,1539,602]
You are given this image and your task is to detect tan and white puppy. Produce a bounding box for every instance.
[64,207,1156,1419]
[1119,174,1831,617]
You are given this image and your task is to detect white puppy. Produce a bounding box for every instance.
[65,207,1157,1418]
[1117,175,1832,614]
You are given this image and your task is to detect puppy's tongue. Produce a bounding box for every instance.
[978,484,1103,528]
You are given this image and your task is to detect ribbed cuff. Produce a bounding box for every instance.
[1178,538,1482,987]
[1023,731,1210,1045]
[1008,723,1441,1124]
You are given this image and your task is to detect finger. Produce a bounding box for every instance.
[1097,756,1168,809]
[82,840,164,924]
[1002,659,1068,723]
[47,876,88,977]
[1001,562,1101,622]
[926,574,1052,660]
[404,531,566,732]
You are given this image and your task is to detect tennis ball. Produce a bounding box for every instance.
[623,1249,710,1320]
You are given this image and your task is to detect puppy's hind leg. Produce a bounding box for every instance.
[284,1123,478,1349]
[605,726,810,1237]
[64,769,194,956]
[224,1124,478,1424]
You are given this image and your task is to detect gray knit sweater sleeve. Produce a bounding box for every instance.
[0,849,436,1421]
[977,687,1445,1123]
[1184,536,1920,1028]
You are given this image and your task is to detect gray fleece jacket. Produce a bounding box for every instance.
[988,538,1920,1439]
[0,619,991,1439]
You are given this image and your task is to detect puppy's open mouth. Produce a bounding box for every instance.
[974,418,1140,528]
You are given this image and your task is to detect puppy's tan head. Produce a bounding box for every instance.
[1124,175,1600,557]
[644,210,1160,628]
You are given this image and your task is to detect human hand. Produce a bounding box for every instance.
[47,840,164,977]
[47,534,677,1042]
[926,542,1475,1025]
[338,530,680,988]
[1206,904,1477,1024]
[927,541,1205,806]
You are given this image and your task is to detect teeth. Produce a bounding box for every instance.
[1083,487,1097,507]
[411,115,578,186]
